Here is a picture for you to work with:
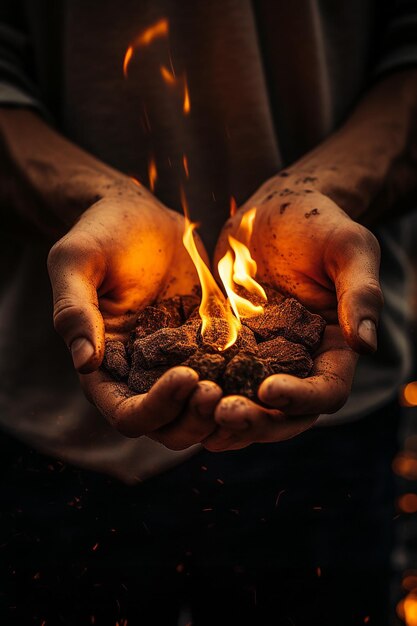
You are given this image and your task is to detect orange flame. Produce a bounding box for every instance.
[183,78,191,114]
[123,19,169,78]
[218,208,266,321]
[183,219,240,351]
[148,157,157,192]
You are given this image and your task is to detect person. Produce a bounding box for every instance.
[0,1,416,624]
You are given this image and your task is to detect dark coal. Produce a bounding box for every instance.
[102,340,129,381]
[132,325,198,369]
[223,352,273,399]
[183,351,226,383]
[257,336,312,377]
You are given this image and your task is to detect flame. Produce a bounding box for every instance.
[130,176,142,187]
[123,19,169,77]
[183,78,191,114]
[218,208,267,321]
[183,154,189,178]
[148,157,157,192]
[183,219,239,351]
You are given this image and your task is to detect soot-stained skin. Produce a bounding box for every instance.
[102,288,326,397]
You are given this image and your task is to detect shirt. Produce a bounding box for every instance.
[0,0,415,482]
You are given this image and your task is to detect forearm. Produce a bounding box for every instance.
[0,108,133,237]
[287,69,417,224]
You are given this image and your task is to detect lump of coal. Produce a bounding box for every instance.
[223,352,273,399]
[158,297,182,327]
[257,336,312,378]
[183,351,226,383]
[132,325,198,369]
[243,298,325,351]
[134,306,172,340]
[180,294,200,320]
[102,340,130,381]
[128,365,168,394]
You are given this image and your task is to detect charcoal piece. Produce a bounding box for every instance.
[221,325,258,360]
[243,298,325,350]
[223,352,273,399]
[263,285,286,305]
[180,294,200,320]
[157,296,182,327]
[257,336,313,378]
[102,340,129,381]
[183,351,226,382]
[132,326,198,369]
[198,318,234,353]
[134,306,172,339]
[128,365,168,394]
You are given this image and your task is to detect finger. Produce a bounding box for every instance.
[325,224,383,354]
[203,396,314,451]
[152,380,222,450]
[258,326,358,415]
[81,366,198,437]
[47,234,106,373]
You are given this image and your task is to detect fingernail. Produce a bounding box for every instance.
[71,337,95,370]
[358,319,377,351]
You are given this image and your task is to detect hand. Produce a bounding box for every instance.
[48,182,222,448]
[203,173,383,451]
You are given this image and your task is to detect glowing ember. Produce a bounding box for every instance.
[230,196,237,217]
[393,452,417,480]
[183,77,191,114]
[183,154,189,178]
[400,381,417,406]
[123,19,169,77]
[148,157,157,192]
[404,593,417,626]
[397,493,417,514]
[160,64,176,84]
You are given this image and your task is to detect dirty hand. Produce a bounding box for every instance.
[48,185,221,448]
[202,173,383,451]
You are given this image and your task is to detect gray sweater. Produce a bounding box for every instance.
[0,0,415,482]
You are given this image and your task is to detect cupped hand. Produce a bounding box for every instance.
[48,180,222,448]
[205,172,383,451]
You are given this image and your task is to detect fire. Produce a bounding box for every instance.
[218,207,267,321]
[148,157,157,192]
[123,46,133,78]
[182,219,240,351]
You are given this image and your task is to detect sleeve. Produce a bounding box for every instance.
[0,1,46,113]
[374,0,417,76]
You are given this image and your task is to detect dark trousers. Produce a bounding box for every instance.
[0,402,399,625]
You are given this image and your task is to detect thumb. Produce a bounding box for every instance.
[47,236,106,373]
[326,225,384,354]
